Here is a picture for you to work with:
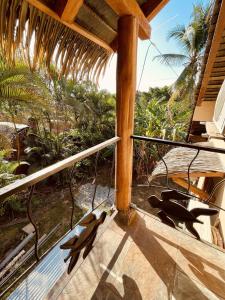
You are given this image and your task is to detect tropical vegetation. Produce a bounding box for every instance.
[154,2,211,122]
[0,2,211,217]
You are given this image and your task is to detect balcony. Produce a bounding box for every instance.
[1,0,225,299]
[6,209,225,299]
[0,136,225,299]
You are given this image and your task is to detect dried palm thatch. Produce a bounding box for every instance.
[151,146,225,180]
[0,0,111,82]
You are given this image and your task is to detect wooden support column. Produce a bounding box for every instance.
[116,15,138,218]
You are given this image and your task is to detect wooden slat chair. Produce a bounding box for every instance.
[150,145,225,201]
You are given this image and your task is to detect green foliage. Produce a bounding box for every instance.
[0,63,51,112]
[0,150,19,175]
[63,80,115,140]
[0,1,210,195]
[139,86,171,103]
[24,132,64,168]
[135,87,188,140]
[154,2,211,121]
[0,56,53,163]
[134,0,210,180]
[134,86,190,181]
[21,79,115,170]
[0,133,11,151]
[0,151,24,217]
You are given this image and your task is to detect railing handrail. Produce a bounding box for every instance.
[0,137,120,201]
[132,135,225,154]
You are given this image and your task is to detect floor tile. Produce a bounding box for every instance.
[57,226,132,300]
[172,270,223,300]
[108,216,178,300]
[54,211,225,300]
[109,210,146,241]
[111,241,176,300]
[176,233,225,298]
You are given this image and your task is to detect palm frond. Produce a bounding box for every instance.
[0,61,51,110]
[153,54,188,66]
[168,25,193,54]
[168,25,186,41]
[0,0,111,83]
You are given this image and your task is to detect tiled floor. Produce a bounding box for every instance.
[49,210,225,300]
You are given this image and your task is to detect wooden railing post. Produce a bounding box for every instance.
[116,15,138,218]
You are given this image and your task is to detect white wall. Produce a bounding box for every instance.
[209,138,225,241]
[193,101,215,121]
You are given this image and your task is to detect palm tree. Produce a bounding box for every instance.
[0,61,51,161]
[0,64,50,109]
[64,80,115,141]
[154,3,211,107]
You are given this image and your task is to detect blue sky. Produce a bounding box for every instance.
[99,0,209,93]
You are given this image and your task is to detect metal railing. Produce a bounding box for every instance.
[0,136,120,295]
[132,135,225,207]
[2,134,225,294]
[131,134,225,247]
[132,135,225,154]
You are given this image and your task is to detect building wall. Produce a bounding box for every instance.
[193,101,215,121]
[209,138,225,242]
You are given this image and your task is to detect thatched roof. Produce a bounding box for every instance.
[194,0,225,105]
[151,146,225,180]
[0,0,111,82]
[0,0,169,82]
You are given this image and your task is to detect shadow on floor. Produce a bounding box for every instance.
[91,274,142,300]
[92,213,225,299]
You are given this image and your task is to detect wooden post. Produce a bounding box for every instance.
[116,15,138,219]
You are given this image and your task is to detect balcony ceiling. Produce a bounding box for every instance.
[195,0,225,105]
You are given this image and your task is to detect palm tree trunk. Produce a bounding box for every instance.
[9,107,20,163]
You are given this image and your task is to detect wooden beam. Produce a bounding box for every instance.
[204,95,218,98]
[26,0,113,53]
[197,0,225,105]
[116,15,138,212]
[214,62,225,68]
[109,0,168,50]
[205,92,219,95]
[168,171,225,179]
[212,67,225,72]
[105,0,151,40]
[203,101,216,103]
[141,0,169,21]
[110,38,118,52]
[215,56,225,62]
[211,72,225,80]
[210,75,225,81]
[53,0,67,16]
[60,0,83,23]
[172,178,211,201]
[207,84,222,88]
[110,0,169,51]
[217,49,225,56]
[219,43,225,50]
